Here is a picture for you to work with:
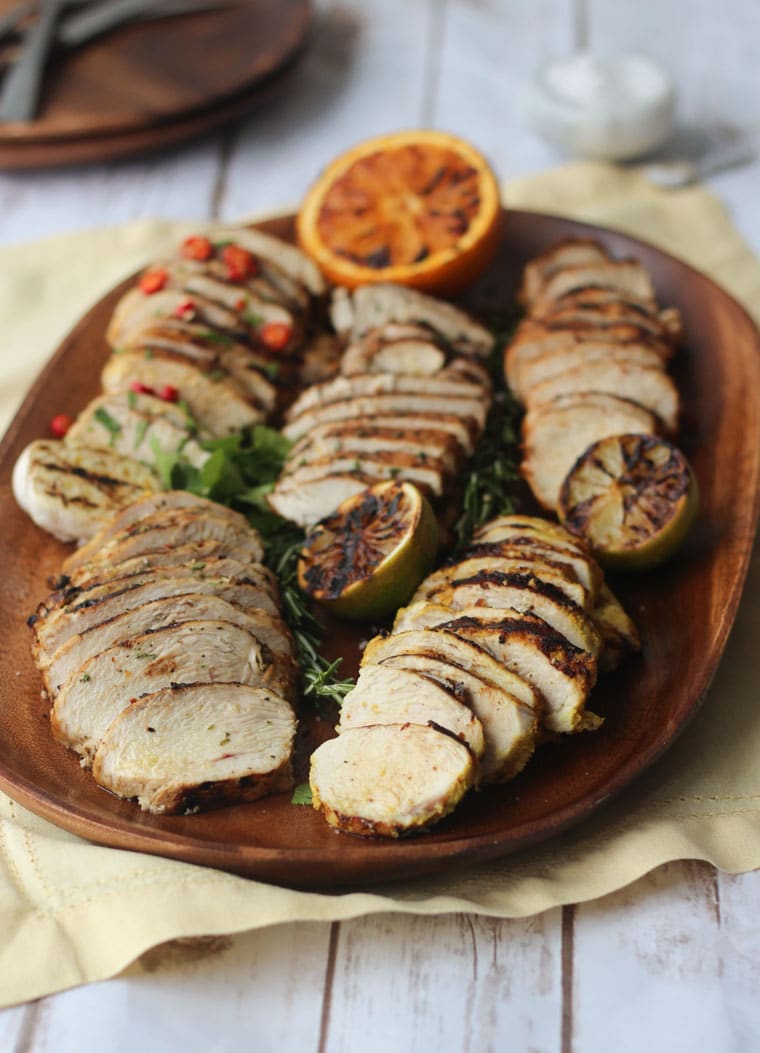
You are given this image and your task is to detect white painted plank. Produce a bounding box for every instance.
[22,923,330,1053]
[0,1003,30,1048]
[432,0,574,179]
[716,869,760,1047]
[219,0,437,222]
[323,911,563,1053]
[571,860,736,1053]
[0,136,225,248]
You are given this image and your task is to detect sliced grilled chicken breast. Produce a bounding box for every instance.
[362,629,539,781]
[466,538,601,597]
[279,451,447,497]
[525,361,680,432]
[330,283,493,356]
[41,594,296,697]
[63,507,264,575]
[11,440,159,545]
[107,287,247,349]
[310,722,475,837]
[518,238,612,307]
[534,287,682,339]
[287,421,463,474]
[51,619,289,764]
[592,583,642,672]
[339,665,486,758]
[101,351,265,435]
[39,559,280,627]
[214,226,326,296]
[267,473,371,527]
[512,342,669,403]
[92,682,296,814]
[521,392,659,510]
[282,393,483,445]
[413,553,590,609]
[64,490,255,569]
[472,513,595,552]
[65,391,209,470]
[33,574,286,662]
[286,372,490,420]
[291,412,476,459]
[429,572,602,655]
[534,262,657,311]
[393,604,598,733]
[341,329,449,377]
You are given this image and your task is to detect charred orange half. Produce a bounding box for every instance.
[296,130,502,294]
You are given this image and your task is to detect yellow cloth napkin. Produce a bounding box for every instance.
[3,163,760,1009]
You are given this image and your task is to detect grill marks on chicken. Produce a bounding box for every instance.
[13,229,323,547]
[29,492,298,814]
[310,514,639,837]
[506,239,683,511]
[270,283,493,527]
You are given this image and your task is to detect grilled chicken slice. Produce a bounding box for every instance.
[281,393,484,446]
[92,682,296,814]
[65,391,209,470]
[592,583,641,672]
[362,629,540,781]
[32,573,286,662]
[393,604,598,733]
[279,451,447,497]
[285,372,490,422]
[101,351,265,434]
[214,226,326,296]
[310,722,475,837]
[65,490,255,566]
[338,665,486,758]
[534,287,682,337]
[108,287,247,349]
[51,619,291,764]
[330,283,493,357]
[414,553,591,609]
[64,538,266,589]
[533,262,657,311]
[11,440,159,545]
[473,513,594,551]
[510,341,669,404]
[266,473,371,528]
[39,558,280,624]
[341,328,449,377]
[525,360,680,432]
[521,392,659,510]
[465,538,601,597]
[62,507,264,575]
[428,572,602,655]
[518,238,612,308]
[291,412,476,460]
[287,420,463,474]
[41,594,296,697]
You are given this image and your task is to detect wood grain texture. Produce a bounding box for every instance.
[0,0,311,168]
[323,911,563,1052]
[0,210,759,888]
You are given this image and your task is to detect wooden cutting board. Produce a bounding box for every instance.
[0,0,311,167]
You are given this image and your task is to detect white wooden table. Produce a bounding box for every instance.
[2,1,760,1048]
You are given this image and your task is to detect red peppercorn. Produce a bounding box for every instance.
[173,297,196,319]
[259,321,292,351]
[50,413,73,438]
[130,381,154,395]
[158,384,180,403]
[235,296,247,312]
[139,268,169,295]
[180,235,213,261]
[222,244,257,281]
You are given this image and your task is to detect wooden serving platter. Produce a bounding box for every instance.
[1,210,759,888]
[0,0,311,168]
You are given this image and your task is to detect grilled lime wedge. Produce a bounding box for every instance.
[297,481,438,620]
[558,433,698,571]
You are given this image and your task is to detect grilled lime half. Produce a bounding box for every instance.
[558,433,698,571]
[297,481,439,620]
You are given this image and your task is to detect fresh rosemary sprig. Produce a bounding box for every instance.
[451,313,524,555]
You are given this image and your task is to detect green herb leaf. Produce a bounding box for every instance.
[94,407,122,447]
[291,783,313,806]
